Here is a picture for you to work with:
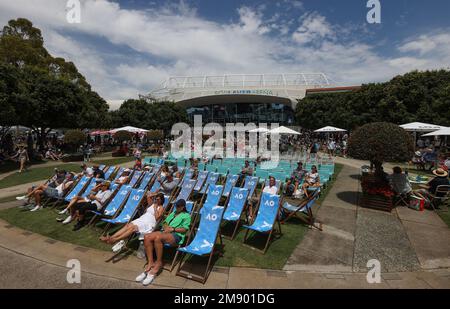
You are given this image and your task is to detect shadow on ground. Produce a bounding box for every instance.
[336,191,360,207]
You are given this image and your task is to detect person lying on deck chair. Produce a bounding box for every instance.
[78,163,94,177]
[285,161,307,197]
[148,173,177,197]
[248,176,278,223]
[135,199,191,286]
[100,193,165,253]
[16,170,71,212]
[57,180,112,227]
[302,165,321,198]
[115,168,131,185]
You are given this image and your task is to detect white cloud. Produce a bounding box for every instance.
[0,0,448,109]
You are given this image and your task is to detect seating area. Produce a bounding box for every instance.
[18,154,336,284]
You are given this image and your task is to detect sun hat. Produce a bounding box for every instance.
[432,168,448,177]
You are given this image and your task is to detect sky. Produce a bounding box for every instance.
[0,0,449,109]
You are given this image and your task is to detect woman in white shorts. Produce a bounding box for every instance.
[100,192,164,252]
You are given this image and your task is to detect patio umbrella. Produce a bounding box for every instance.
[422,127,450,136]
[110,126,149,134]
[267,126,301,135]
[399,122,445,132]
[249,127,270,133]
[314,126,347,133]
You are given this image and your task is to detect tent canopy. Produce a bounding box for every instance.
[314,126,347,133]
[400,122,445,132]
[110,126,149,134]
[267,126,301,135]
[249,128,270,133]
[422,127,450,137]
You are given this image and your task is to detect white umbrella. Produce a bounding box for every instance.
[249,127,270,133]
[110,126,149,134]
[400,122,445,132]
[314,126,347,133]
[422,127,450,136]
[267,126,301,135]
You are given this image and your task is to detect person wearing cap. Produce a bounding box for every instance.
[57,180,111,226]
[100,193,165,253]
[136,199,191,285]
[285,162,307,197]
[69,181,113,231]
[414,168,449,206]
[115,169,131,184]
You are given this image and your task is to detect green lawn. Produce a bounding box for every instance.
[0,162,343,270]
[0,157,134,189]
[0,164,80,189]
[0,195,20,204]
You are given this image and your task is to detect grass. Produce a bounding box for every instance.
[0,157,134,189]
[437,200,450,228]
[0,164,81,189]
[0,195,20,204]
[0,206,111,251]
[0,162,343,270]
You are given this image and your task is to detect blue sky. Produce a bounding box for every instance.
[0,0,449,108]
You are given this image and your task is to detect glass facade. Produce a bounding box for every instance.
[186,103,294,125]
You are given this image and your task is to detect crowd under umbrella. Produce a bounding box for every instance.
[422,127,450,146]
[314,126,347,133]
[400,122,446,150]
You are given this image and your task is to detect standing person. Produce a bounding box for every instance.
[12,145,29,173]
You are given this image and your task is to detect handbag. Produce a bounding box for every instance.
[409,195,425,211]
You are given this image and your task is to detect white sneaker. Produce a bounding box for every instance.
[62,215,72,224]
[135,272,147,282]
[112,240,125,253]
[16,195,27,201]
[58,209,68,215]
[142,274,155,286]
[30,205,42,212]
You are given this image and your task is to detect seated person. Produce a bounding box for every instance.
[136,199,191,285]
[239,160,254,185]
[285,162,307,197]
[170,165,182,179]
[58,180,112,227]
[16,169,68,211]
[100,193,165,252]
[412,151,425,170]
[149,173,178,197]
[160,165,170,178]
[92,164,105,179]
[134,158,142,171]
[115,168,131,185]
[45,149,59,161]
[302,165,321,198]
[248,176,278,222]
[79,163,94,177]
[389,166,412,197]
[414,168,449,207]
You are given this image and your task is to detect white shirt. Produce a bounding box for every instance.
[263,185,278,195]
[306,172,319,184]
[92,189,112,210]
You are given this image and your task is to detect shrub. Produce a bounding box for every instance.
[63,129,86,152]
[348,122,414,173]
[147,129,164,140]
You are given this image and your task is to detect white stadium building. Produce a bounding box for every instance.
[142,73,359,125]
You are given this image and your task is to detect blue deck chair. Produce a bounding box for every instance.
[176,205,225,284]
[88,185,132,226]
[222,187,249,239]
[222,174,239,197]
[199,184,224,216]
[180,169,194,187]
[281,188,321,230]
[138,172,154,190]
[199,172,219,194]
[242,193,281,254]
[149,175,165,193]
[173,179,197,204]
[103,166,116,180]
[129,170,143,188]
[101,188,147,233]
[243,176,259,200]
[193,171,209,192]
[98,164,106,171]
[112,167,125,181]
[79,180,98,199]
[152,164,161,174]
[51,176,91,208]
[206,165,217,173]
[142,157,151,166]
[216,165,229,176]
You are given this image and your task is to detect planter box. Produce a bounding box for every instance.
[360,193,393,212]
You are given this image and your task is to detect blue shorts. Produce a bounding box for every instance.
[171,232,181,245]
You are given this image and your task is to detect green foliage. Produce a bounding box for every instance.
[295,70,450,129]
[111,99,188,133]
[348,122,414,165]
[63,129,86,152]
[114,130,132,142]
[147,129,164,140]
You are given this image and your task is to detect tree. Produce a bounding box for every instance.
[347,122,414,175]
[114,130,132,142]
[295,70,450,130]
[147,129,164,140]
